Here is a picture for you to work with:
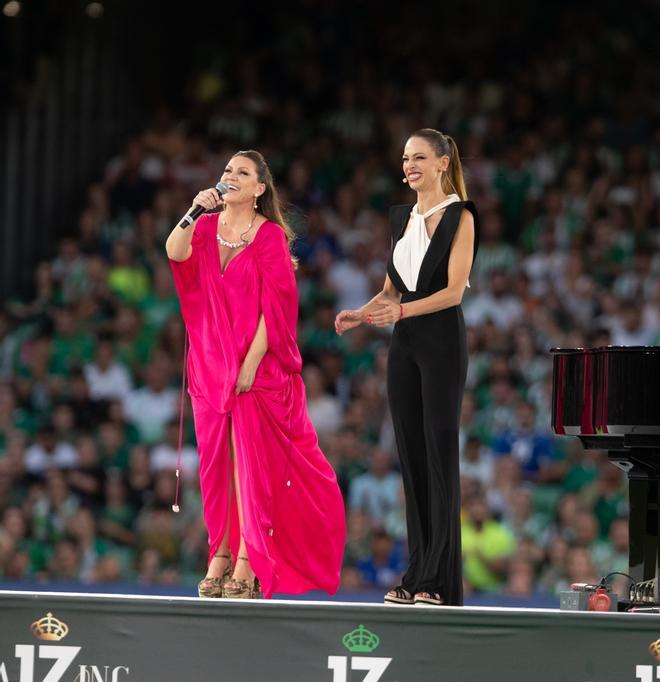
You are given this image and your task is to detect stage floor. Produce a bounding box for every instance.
[1,589,658,681]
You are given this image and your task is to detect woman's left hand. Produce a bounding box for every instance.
[366,300,402,327]
[235,358,259,394]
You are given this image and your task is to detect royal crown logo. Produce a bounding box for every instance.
[342,624,380,653]
[31,612,69,641]
[649,638,660,660]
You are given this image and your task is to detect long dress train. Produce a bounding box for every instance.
[170,214,345,598]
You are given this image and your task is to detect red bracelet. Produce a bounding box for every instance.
[399,304,404,320]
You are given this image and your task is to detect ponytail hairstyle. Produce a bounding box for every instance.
[229,149,298,268]
[409,128,467,200]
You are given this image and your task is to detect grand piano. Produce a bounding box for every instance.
[551,346,660,604]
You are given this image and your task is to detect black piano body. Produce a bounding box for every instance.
[551,346,660,602]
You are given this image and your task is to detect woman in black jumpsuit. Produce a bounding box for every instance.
[336,129,478,606]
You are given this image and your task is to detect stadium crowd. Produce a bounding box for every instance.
[1,4,659,600]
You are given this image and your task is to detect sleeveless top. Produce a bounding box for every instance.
[392,194,461,291]
[387,200,480,296]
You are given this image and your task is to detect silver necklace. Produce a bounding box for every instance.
[217,210,255,249]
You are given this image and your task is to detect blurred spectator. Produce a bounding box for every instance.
[31,470,79,544]
[142,107,186,161]
[122,361,177,444]
[106,139,158,218]
[593,516,629,577]
[97,421,130,473]
[556,546,600,593]
[344,510,372,566]
[65,509,108,583]
[462,495,515,592]
[502,487,547,544]
[561,442,601,494]
[587,462,628,537]
[108,241,151,305]
[112,305,157,376]
[90,555,123,583]
[302,299,346,356]
[357,529,405,589]
[150,420,198,482]
[83,336,133,402]
[538,535,570,594]
[98,473,136,548]
[491,401,564,483]
[2,4,660,594]
[48,539,81,581]
[169,133,219,195]
[348,448,401,528]
[609,305,657,346]
[139,262,180,333]
[66,435,104,507]
[460,435,494,487]
[25,425,78,476]
[326,238,373,312]
[472,211,518,287]
[303,364,343,436]
[342,326,377,379]
[49,305,96,378]
[135,483,180,566]
[464,270,524,330]
[504,558,535,598]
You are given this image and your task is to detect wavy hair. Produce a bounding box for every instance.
[229,149,297,268]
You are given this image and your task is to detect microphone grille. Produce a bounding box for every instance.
[215,181,230,194]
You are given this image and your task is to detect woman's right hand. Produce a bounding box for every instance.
[335,309,364,336]
[191,187,224,213]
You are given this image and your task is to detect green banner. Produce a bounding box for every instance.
[0,590,659,681]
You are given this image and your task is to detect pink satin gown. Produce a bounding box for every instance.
[169,214,346,598]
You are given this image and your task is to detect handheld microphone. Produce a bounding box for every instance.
[178,181,230,228]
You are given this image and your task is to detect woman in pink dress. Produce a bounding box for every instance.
[165,150,345,599]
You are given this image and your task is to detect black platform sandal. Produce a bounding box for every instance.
[384,586,414,605]
[413,591,444,605]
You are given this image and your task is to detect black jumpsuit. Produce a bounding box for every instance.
[386,200,479,606]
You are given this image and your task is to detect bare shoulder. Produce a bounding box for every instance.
[459,207,475,226]
[450,207,475,249]
[455,207,475,239]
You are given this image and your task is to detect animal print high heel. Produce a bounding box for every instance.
[197,553,232,598]
[223,556,262,599]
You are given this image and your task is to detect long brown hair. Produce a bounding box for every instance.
[229,149,297,268]
[409,128,467,200]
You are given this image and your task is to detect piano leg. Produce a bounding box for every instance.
[628,476,659,599]
[657,480,660,604]
[609,449,660,603]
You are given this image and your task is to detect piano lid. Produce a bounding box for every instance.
[550,346,660,354]
[550,345,660,437]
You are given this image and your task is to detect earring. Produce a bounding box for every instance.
[254,195,258,209]
[402,178,408,184]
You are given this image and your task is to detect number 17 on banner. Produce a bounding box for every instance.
[637,665,660,681]
[328,656,392,682]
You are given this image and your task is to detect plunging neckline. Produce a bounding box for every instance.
[389,200,463,293]
[215,216,267,276]
[397,196,459,243]
[395,203,450,247]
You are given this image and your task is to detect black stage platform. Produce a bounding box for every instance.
[1,590,659,681]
